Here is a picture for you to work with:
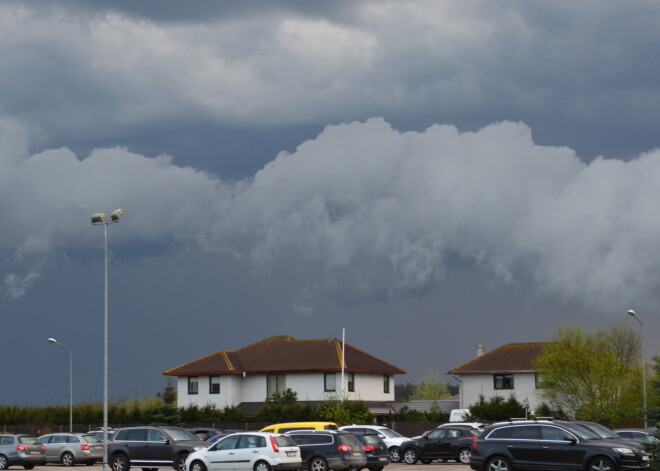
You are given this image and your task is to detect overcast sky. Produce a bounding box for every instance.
[2,0,659,406]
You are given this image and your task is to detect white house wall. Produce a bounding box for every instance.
[460,373,542,412]
[176,372,395,408]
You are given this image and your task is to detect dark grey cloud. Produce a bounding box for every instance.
[1,1,659,405]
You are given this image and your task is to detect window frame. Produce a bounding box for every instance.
[347,373,355,392]
[493,374,514,390]
[209,375,220,394]
[324,373,336,392]
[267,374,286,398]
[383,375,390,394]
[188,376,199,395]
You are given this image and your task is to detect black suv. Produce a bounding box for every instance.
[109,426,208,471]
[469,419,650,471]
[285,430,367,471]
[398,425,478,465]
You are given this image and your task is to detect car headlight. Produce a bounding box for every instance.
[612,448,634,455]
[194,447,207,452]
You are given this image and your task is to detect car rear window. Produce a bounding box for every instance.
[289,434,333,445]
[338,434,362,447]
[324,425,338,430]
[274,436,297,447]
[361,435,383,446]
[279,427,314,433]
[18,436,41,445]
[83,434,102,443]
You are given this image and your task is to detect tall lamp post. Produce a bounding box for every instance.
[626,309,647,429]
[48,338,73,432]
[92,209,124,471]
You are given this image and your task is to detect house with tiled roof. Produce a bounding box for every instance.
[448,343,545,412]
[164,335,406,415]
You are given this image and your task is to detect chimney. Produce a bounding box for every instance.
[477,345,485,357]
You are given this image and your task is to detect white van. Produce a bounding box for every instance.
[449,408,469,422]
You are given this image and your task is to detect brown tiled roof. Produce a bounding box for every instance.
[448,343,545,374]
[164,335,406,376]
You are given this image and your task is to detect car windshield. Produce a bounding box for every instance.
[580,423,618,439]
[163,428,199,441]
[559,423,600,440]
[378,428,403,438]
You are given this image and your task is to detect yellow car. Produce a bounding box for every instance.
[260,422,338,433]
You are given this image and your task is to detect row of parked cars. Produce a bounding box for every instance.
[0,420,655,471]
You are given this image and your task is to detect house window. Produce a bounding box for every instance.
[383,375,390,394]
[347,373,354,392]
[267,374,286,397]
[494,374,514,390]
[324,373,336,392]
[188,376,199,395]
[210,376,220,394]
[535,373,544,389]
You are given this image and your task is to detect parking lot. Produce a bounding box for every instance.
[24,462,471,471]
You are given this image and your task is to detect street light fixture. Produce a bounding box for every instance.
[626,309,647,429]
[48,338,73,433]
[92,209,124,471]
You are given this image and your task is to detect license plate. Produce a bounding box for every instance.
[642,456,649,461]
[30,451,41,455]
[286,452,296,457]
[379,458,388,462]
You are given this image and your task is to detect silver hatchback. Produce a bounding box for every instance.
[38,433,103,466]
[0,434,46,469]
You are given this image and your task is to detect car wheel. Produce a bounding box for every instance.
[588,456,615,471]
[403,448,419,465]
[254,461,272,471]
[309,457,328,471]
[189,460,207,471]
[457,447,472,464]
[111,453,130,471]
[0,455,7,471]
[388,446,401,463]
[486,456,511,471]
[62,451,75,466]
[175,454,189,471]
[23,465,35,470]
[420,459,433,464]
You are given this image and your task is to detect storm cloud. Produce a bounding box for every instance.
[3,118,659,311]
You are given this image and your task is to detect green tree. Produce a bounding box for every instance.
[466,395,525,422]
[410,372,450,400]
[316,396,371,425]
[395,383,416,401]
[254,388,311,423]
[152,379,181,425]
[534,324,641,426]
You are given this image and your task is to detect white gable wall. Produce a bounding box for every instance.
[175,372,395,408]
[459,372,543,412]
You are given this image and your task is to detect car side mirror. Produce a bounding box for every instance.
[160,436,170,443]
[563,435,577,443]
